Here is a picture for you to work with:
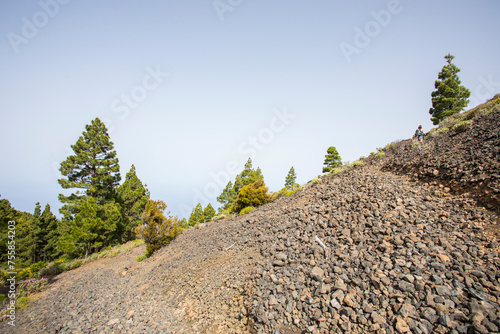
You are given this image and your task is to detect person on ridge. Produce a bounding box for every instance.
[414,125,424,144]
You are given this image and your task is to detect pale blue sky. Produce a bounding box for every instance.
[1,0,499,218]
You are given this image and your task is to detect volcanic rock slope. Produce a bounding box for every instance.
[382,105,500,216]
[4,108,500,334]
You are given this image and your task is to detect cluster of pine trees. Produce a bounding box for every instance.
[186,158,301,222]
[0,118,152,269]
[186,158,269,221]
[0,200,58,267]
[187,203,216,227]
[57,118,151,258]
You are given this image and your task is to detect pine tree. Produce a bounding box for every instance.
[30,202,58,263]
[58,197,120,258]
[179,218,188,229]
[58,118,123,255]
[31,202,57,263]
[203,203,216,223]
[322,146,342,173]
[233,158,264,194]
[16,211,35,267]
[58,117,121,213]
[31,202,42,263]
[117,164,150,241]
[0,199,17,265]
[0,199,39,267]
[284,167,299,190]
[217,181,236,212]
[188,203,204,226]
[429,53,471,125]
[41,204,59,262]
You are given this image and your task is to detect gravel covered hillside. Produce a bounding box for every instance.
[244,165,499,334]
[382,99,500,216]
[3,106,499,334]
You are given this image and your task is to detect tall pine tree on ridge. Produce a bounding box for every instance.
[58,117,123,257]
[429,53,471,125]
[322,147,342,173]
[58,117,121,207]
[284,167,299,191]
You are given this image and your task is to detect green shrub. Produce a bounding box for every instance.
[38,262,64,277]
[212,212,229,221]
[439,116,459,130]
[16,297,31,310]
[374,151,385,158]
[16,268,32,280]
[330,160,366,175]
[312,178,321,184]
[290,185,304,195]
[0,296,33,321]
[464,108,479,120]
[452,120,472,133]
[382,141,402,153]
[426,128,438,139]
[436,127,449,134]
[0,269,7,283]
[276,186,303,198]
[136,200,183,258]
[239,207,254,215]
[482,103,499,116]
[330,168,343,175]
[233,179,272,213]
[351,160,366,167]
[71,260,82,269]
[145,243,161,258]
[6,263,49,281]
[136,254,147,262]
[28,262,47,277]
[463,99,499,120]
